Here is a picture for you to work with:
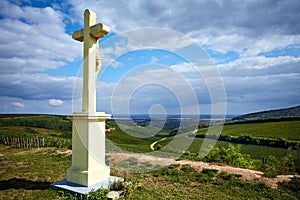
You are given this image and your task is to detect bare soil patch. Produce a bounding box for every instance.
[54,149,72,156]
[56,150,296,188]
[107,152,298,188]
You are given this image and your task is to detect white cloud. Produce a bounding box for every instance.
[218,56,300,76]
[0,0,81,74]
[11,101,24,108]
[217,56,300,112]
[100,28,195,68]
[0,96,72,114]
[48,99,63,106]
[0,0,299,115]
[0,73,76,101]
[69,0,300,55]
[150,56,158,63]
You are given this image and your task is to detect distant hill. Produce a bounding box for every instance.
[232,105,300,121]
[0,114,71,131]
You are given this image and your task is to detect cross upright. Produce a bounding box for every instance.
[72,9,110,114]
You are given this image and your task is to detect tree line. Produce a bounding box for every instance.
[0,115,72,132]
[192,133,300,150]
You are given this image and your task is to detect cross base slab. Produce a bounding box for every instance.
[50,176,124,195]
[67,166,110,186]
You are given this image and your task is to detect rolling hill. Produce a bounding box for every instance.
[232,105,300,120]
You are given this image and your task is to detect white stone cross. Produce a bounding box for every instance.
[72,9,110,114]
[64,9,118,188]
[51,9,122,191]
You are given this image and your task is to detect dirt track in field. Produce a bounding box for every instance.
[106,152,297,188]
[55,150,297,189]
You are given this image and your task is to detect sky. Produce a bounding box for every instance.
[0,0,299,116]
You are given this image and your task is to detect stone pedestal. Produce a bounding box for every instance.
[66,112,111,186]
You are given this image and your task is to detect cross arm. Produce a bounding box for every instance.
[72,29,84,42]
[72,23,110,42]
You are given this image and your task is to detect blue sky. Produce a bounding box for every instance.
[0,0,299,115]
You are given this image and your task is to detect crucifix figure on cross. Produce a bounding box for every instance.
[72,9,110,114]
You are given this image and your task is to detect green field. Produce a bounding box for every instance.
[106,126,161,153]
[0,114,71,135]
[1,114,299,173]
[0,114,299,198]
[219,121,300,141]
[1,115,297,160]
[0,126,65,137]
[158,135,297,160]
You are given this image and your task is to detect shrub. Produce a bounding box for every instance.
[262,154,297,177]
[203,144,257,169]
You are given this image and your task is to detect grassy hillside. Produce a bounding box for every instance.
[0,113,299,199]
[0,114,72,134]
[1,114,299,173]
[0,144,299,200]
[199,120,300,141]
[232,105,300,120]
[158,134,297,160]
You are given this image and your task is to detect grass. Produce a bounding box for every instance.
[0,114,71,135]
[0,126,64,137]
[198,120,300,141]
[0,145,70,200]
[158,135,297,160]
[1,114,299,160]
[106,125,161,153]
[124,163,299,200]
[0,144,299,199]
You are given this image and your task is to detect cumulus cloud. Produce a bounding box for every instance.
[0,1,81,114]
[0,0,81,74]
[0,96,72,114]
[48,99,63,106]
[99,28,195,68]
[11,101,24,108]
[0,73,75,101]
[0,0,299,114]
[97,64,220,115]
[217,56,300,113]
[69,0,300,54]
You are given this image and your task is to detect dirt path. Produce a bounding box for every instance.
[175,159,296,188]
[56,150,296,189]
[150,137,166,150]
[106,152,297,188]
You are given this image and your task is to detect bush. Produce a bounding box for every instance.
[262,154,297,177]
[203,144,258,169]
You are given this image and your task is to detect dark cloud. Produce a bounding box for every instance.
[70,0,300,35]
[0,73,75,101]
